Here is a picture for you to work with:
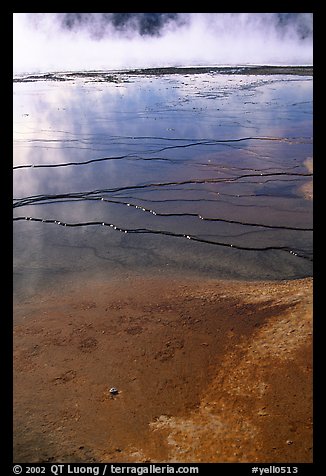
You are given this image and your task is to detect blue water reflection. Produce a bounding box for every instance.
[13,71,313,299]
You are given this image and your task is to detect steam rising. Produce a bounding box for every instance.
[13,13,313,74]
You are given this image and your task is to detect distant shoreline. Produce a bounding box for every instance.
[13,65,313,82]
[122,65,313,76]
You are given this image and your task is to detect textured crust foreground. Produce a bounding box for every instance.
[14,276,312,463]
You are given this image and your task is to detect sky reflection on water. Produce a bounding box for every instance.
[13,71,313,299]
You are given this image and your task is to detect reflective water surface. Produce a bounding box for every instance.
[13,69,313,301]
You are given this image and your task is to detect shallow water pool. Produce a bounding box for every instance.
[13,68,313,301]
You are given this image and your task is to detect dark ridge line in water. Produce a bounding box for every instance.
[197,163,302,173]
[13,133,312,147]
[114,179,307,199]
[12,216,312,262]
[110,194,310,214]
[12,141,220,155]
[113,191,302,201]
[12,156,303,174]
[14,135,292,143]
[12,155,303,175]
[12,136,304,170]
[12,154,168,170]
[13,196,312,232]
[24,135,302,144]
[109,135,310,143]
[15,194,304,215]
[83,137,307,158]
[13,173,312,204]
[12,181,308,209]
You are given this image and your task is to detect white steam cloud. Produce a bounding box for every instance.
[13,13,313,74]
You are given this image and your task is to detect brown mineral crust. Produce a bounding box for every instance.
[13,276,312,463]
